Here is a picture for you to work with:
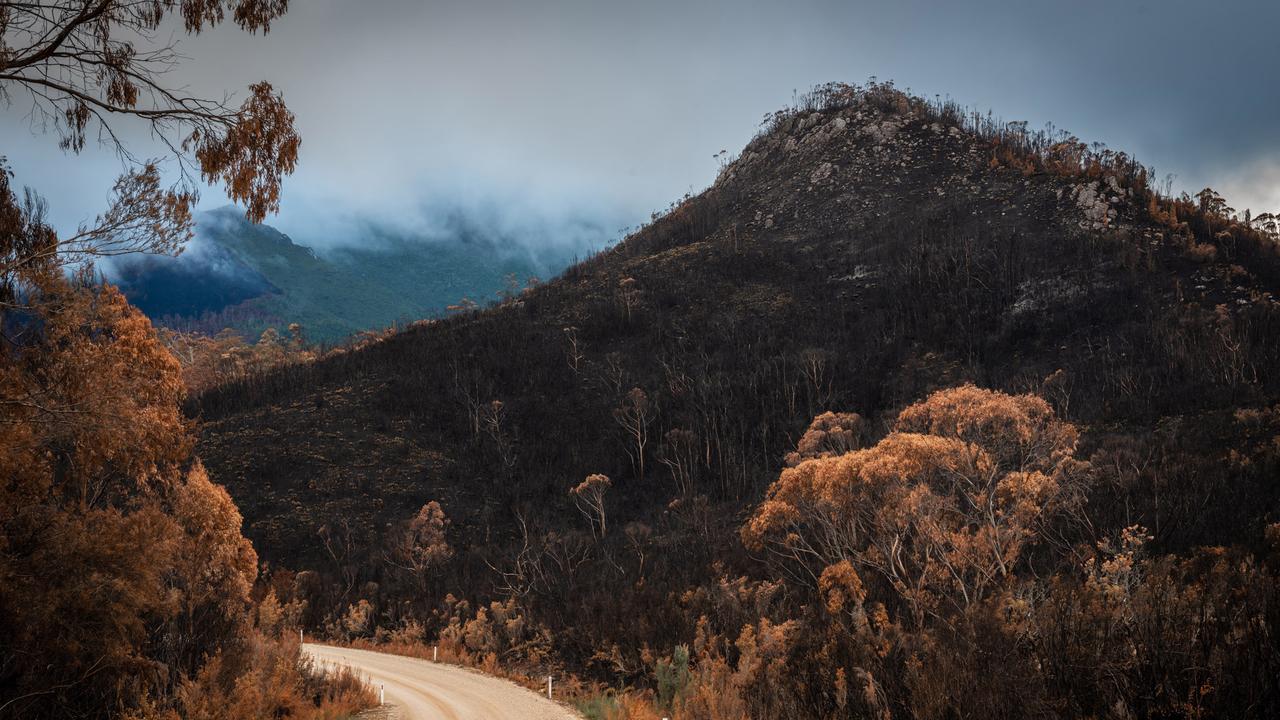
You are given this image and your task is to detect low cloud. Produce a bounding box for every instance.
[1215,154,1280,218]
[268,173,633,264]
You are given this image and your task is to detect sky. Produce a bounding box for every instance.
[4,0,1280,249]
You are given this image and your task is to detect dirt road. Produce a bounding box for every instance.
[304,643,580,720]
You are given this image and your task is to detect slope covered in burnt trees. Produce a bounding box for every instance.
[193,83,1280,708]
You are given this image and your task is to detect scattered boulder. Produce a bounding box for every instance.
[810,162,835,185]
[863,120,900,145]
[1071,181,1118,230]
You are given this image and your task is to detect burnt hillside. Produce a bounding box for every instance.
[194,83,1280,689]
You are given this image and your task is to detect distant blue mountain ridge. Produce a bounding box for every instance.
[108,207,605,342]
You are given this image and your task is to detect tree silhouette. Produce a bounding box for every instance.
[570,473,611,538]
[614,387,652,480]
[0,1,297,217]
[0,0,299,288]
[658,427,699,496]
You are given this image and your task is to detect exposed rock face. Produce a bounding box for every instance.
[1060,178,1135,231]
[802,116,848,148]
[711,95,1065,243]
[1071,182,1115,230]
[862,118,900,145]
[809,162,835,185]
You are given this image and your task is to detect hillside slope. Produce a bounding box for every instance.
[195,84,1280,716]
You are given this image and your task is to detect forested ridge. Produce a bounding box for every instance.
[191,83,1280,718]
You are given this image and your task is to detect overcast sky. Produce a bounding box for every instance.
[5,0,1280,247]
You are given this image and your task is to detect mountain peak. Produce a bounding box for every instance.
[191,81,1280,720]
[615,81,1261,295]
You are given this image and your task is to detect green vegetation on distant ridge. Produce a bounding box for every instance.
[126,206,599,342]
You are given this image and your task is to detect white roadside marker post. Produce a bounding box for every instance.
[379,684,385,705]
[546,675,553,700]
[433,645,438,662]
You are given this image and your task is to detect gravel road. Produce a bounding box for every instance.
[304,643,580,720]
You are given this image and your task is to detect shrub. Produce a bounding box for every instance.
[654,645,692,712]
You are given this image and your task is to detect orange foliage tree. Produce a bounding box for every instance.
[159,323,314,394]
[386,501,453,594]
[0,187,258,715]
[0,2,307,714]
[0,157,360,720]
[727,384,1280,719]
[784,410,864,466]
[745,385,1091,625]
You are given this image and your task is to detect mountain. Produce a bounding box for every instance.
[111,207,600,342]
[193,84,1280,717]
